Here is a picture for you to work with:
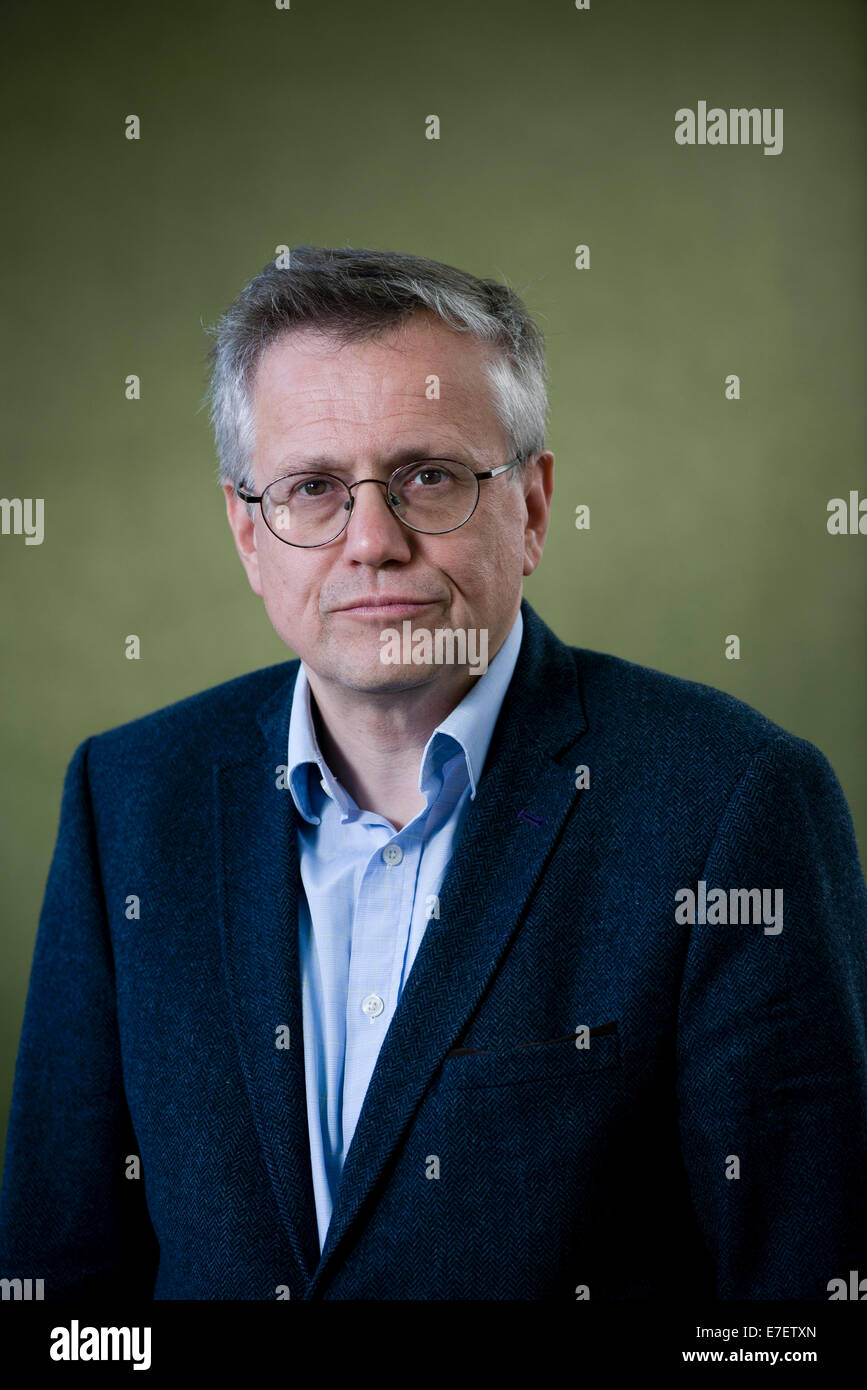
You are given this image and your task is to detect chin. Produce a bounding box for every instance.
[339,664,441,693]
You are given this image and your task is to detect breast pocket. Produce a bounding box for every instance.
[434,1020,620,1090]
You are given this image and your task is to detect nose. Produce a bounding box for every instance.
[341,477,413,564]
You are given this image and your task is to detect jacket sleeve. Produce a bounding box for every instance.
[0,738,159,1298]
[676,730,867,1299]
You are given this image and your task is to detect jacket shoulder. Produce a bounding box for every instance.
[570,645,817,767]
[83,659,299,767]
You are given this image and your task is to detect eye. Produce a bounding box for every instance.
[409,465,450,486]
[292,475,333,497]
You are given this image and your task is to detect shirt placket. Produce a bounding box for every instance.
[340,819,425,1158]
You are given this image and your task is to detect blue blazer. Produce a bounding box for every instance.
[1,598,865,1299]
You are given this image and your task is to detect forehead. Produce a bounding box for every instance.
[249,312,504,451]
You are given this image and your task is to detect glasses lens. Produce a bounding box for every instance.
[388,459,478,533]
[262,472,350,545]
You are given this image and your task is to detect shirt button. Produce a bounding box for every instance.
[382,844,403,866]
[362,993,384,1019]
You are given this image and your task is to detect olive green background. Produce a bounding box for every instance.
[1,0,864,1177]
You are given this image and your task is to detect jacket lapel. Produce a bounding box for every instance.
[307,599,590,1295]
[214,665,322,1288]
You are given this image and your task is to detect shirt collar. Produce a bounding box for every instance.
[285,607,524,825]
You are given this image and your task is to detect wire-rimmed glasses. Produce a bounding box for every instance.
[236,454,524,548]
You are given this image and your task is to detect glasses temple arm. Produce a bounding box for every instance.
[475,455,525,482]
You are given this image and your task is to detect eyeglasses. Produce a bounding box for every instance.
[237,454,524,548]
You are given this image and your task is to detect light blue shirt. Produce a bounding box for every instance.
[285,608,524,1251]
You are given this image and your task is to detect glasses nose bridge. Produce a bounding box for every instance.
[345,475,393,499]
[344,473,402,520]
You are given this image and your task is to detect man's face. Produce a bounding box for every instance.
[223,309,553,697]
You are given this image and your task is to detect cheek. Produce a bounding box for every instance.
[259,547,288,590]
[257,544,326,621]
[257,534,295,587]
[460,522,520,577]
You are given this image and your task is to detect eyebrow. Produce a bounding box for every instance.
[270,445,471,477]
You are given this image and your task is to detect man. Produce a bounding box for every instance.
[1,246,865,1300]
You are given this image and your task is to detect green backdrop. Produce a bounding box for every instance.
[1,0,864,1179]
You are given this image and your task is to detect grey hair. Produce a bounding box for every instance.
[203,246,548,494]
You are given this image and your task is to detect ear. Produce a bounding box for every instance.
[522,452,554,576]
[223,482,264,597]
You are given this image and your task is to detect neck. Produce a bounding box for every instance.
[306,665,476,830]
[303,602,520,828]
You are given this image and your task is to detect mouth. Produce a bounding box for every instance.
[332,599,441,618]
